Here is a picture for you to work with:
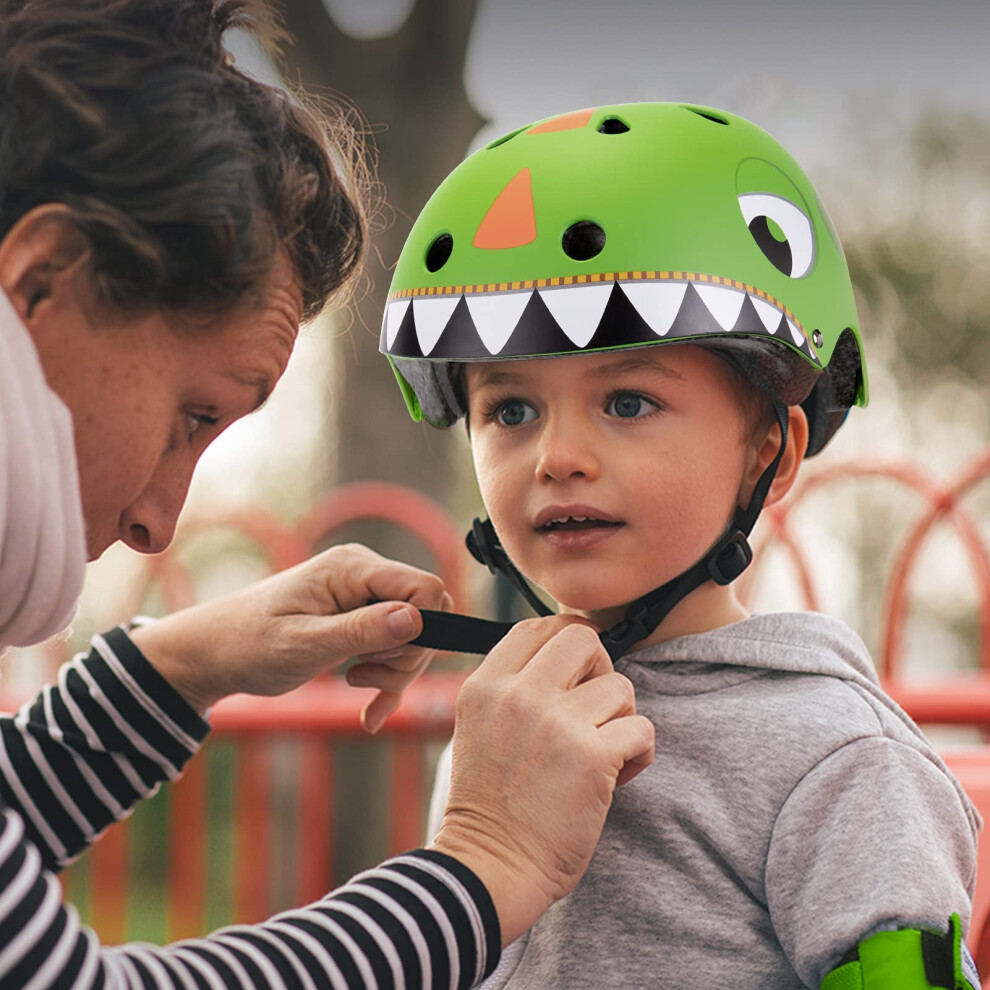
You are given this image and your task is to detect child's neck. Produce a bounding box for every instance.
[565,582,750,653]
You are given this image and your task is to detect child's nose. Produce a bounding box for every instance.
[535,420,600,483]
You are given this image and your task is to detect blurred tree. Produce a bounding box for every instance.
[838,110,990,424]
[280,0,484,505]
[809,110,990,677]
[276,0,486,882]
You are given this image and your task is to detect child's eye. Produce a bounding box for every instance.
[490,398,538,427]
[605,392,660,419]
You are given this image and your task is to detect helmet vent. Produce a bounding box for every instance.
[598,117,630,134]
[486,125,528,150]
[683,106,729,125]
[426,233,453,272]
[562,221,606,261]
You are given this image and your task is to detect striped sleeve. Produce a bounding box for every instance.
[0,808,501,987]
[0,629,502,987]
[0,626,210,871]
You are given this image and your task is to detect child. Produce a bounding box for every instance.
[380,103,981,989]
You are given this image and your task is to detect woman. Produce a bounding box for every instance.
[0,0,654,986]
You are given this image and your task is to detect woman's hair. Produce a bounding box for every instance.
[0,0,368,322]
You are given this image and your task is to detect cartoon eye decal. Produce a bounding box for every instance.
[737,193,814,278]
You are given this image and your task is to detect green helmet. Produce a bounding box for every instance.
[380,101,867,456]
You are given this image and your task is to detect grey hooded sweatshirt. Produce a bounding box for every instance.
[429,611,980,989]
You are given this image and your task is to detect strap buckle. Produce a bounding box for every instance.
[707,531,753,586]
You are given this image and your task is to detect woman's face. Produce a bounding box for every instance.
[30,267,301,560]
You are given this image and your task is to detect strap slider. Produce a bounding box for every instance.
[466,517,504,575]
[707,531,753,585]
[598,611,657,662]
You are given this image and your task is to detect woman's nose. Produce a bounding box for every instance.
[118,459,195,554]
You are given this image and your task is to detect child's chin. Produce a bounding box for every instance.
[553,591,637,621]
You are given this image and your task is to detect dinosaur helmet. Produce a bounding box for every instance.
[380,102,867,456]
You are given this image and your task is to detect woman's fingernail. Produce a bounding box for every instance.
[387,606,416,640]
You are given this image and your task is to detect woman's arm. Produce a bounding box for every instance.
[0,554,653,986]
[0,628,208,871]
[0,622,499,987]
[0,805,499,988]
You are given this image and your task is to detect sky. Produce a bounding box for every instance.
[324,0,990,167]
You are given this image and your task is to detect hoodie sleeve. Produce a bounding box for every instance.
[765,735,978,988]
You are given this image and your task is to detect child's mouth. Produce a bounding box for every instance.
[541,515,622,532]
[536,514,624,551]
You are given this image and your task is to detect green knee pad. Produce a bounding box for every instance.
[822,914,980,990]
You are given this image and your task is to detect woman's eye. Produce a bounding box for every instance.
[186,412,219,440]
[494,399,538,427]
[605,392,658,419]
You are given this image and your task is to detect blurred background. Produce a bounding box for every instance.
[4,0,990,946]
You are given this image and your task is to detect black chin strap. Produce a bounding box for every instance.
[413,402,789,661]
[465,518,554,618]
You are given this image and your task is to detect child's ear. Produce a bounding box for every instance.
[740,404,809,511]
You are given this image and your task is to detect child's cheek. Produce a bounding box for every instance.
[471,438,510,521]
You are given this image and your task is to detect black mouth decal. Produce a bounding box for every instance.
[382,276,818,366]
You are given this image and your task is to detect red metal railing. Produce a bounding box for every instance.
[6,457,990,964]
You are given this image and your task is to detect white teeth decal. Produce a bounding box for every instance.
[384,299,411,349]
[619,281,688,337]
[413,295,461,355]
[466,291,532,355]
[749,294,782,335]
[694,283,746,332]
[388,277,811,359]
[538,282,613,347]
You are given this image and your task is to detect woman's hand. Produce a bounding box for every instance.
[130,543,450,730]
[428,616,655,945]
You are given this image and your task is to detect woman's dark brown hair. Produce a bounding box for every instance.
[0,0,367,321]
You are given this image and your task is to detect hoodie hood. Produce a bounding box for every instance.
[618,610,981,837]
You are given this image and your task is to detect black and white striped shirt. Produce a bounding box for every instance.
[0,628,500,988]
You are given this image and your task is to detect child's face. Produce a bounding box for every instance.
[465,345,758,621]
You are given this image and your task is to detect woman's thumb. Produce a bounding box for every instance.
[330,601,422,657]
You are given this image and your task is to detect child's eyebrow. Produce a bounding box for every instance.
[586,354,686,381]
[470,367,526,388]
[469,353,686,389]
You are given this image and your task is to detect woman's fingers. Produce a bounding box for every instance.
[347,647,437,692]
[348,644,438,733]
[360,689,403,735]
[520,621,613,690]
[296,543,449,616]
[482,614,601,678]
[598,714,656,786]
[563,670,638,727]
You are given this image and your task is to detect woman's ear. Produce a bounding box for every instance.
[0,204,90,322]
[740,403,809,510]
